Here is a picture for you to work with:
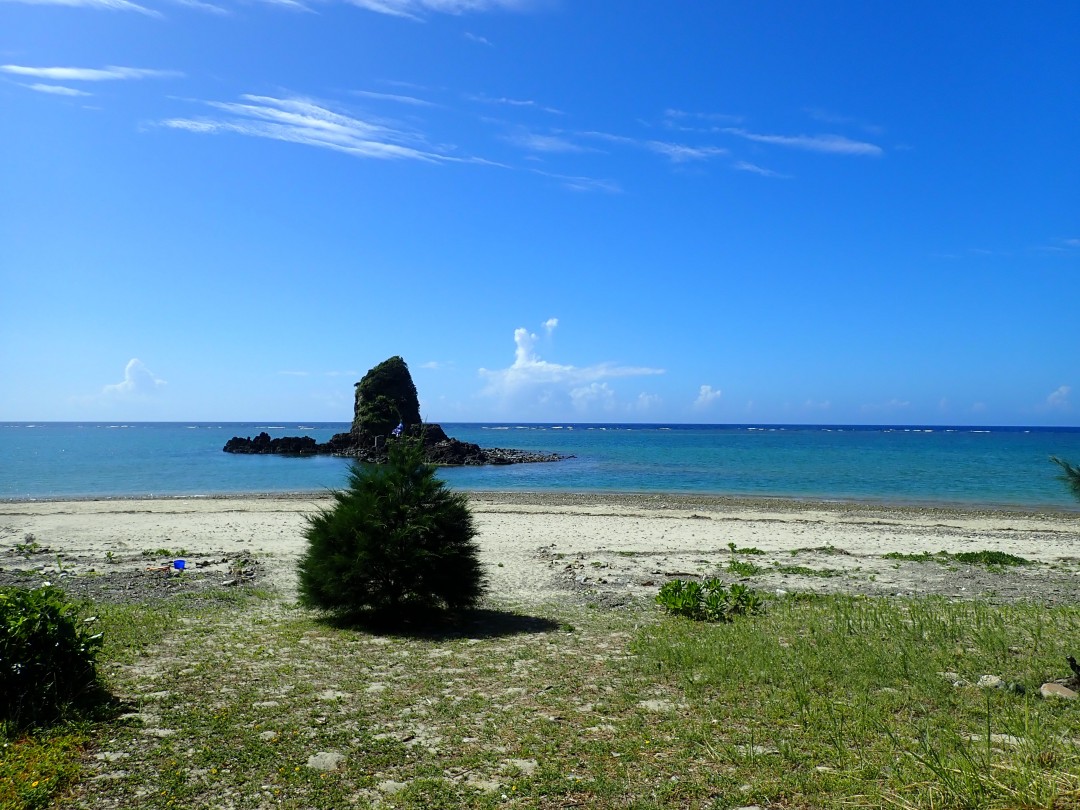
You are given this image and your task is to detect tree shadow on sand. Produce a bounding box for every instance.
[316,606,563,641]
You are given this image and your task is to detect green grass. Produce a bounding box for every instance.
[884,551,941,563]
[635,596,1080,808]
[727,542,766,555]
[726,558,764,577]
[773,563,843,578]
[951,550,1031,567]
[6,588,1080,809]
[140,548,189,559]
[883,550,1033,570]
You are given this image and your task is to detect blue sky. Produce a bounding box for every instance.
[1,1,1077,425]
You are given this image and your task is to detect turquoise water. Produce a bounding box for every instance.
[2,422,1080,509]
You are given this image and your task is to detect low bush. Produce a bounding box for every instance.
[656,578,764,622]
[0,585,103,730]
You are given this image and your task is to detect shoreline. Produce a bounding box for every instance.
[3,492,1080,609]
[3,488,1079,518]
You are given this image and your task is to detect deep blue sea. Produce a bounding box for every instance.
[2,422,1080,510]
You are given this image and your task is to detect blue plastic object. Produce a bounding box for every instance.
[173,559,186,570]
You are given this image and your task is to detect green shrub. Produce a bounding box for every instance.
[950,550,1030,567]
[656,578,764,622]
[0,585,103,730]
[297,436,486,620]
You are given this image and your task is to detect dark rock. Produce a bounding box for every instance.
[223,356,570,467]
[222,432,320,455]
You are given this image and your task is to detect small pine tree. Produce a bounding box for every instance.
[1050,456,1080,502]
[297,436,486,619]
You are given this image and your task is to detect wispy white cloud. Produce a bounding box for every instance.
[531,169,621,194]
[352,89,436,107]
[102,359,166,397]
[733,160,788,178]
[464,32,492,45]
[1047,385,1071,410]
[578,129,730,167]
[171,0,229,14]
[663,108,744,128]
[803,107,884,135]
[479,323,664,402]
[24,83,92,96]
[0,0,160,15]
[253,0,312,9]
[161,93,456,162]
[507,131,585,153]
[1,65,182,81]
[646,141,727,162]
[345,0,530,19]
[694,384,722,409]
[723,127,883,156]
[468,94,562,115]
[542,317,558,335]
[1035,237,1080,254]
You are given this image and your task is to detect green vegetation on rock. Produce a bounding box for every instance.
[352,355,422,438]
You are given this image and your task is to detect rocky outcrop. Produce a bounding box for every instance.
[223,433,321,455]
[223,356,568,467]
[351,356,422,440]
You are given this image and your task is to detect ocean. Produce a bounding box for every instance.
[2,422,1080,510]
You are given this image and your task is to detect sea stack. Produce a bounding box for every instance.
[223,356,567,466]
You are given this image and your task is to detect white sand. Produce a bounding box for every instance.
[2,493,1079,605]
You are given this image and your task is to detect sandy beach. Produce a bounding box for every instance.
[2,492,1079,607]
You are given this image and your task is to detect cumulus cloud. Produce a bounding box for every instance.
[632,392,661,412]
[1047,385,1071,409]
[694,385,722,408]
[542,317,558,335]
[479,323,664,406]
[102,359,166,397]
[570,382,615,412]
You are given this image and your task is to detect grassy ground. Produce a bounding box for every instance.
[4,586,1080,810]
